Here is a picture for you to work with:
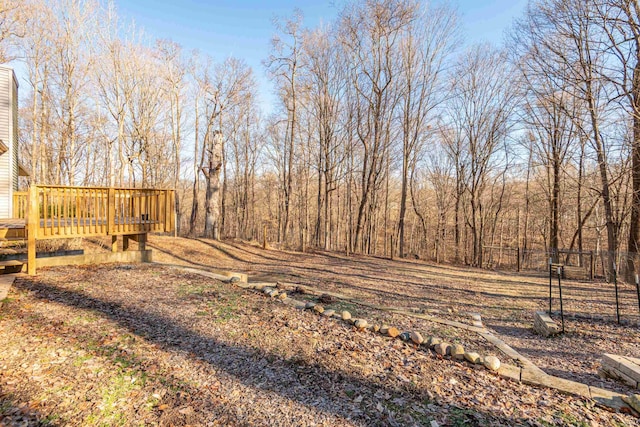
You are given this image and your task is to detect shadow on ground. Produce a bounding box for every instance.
[6,274,543,427]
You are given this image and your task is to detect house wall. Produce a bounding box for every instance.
[0,66,18,218]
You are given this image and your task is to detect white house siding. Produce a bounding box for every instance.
[0,66,17,218]
[11,71,17,192]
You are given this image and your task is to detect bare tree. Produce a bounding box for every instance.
[340,0,414,253]
[396,2,458,257]
[156,39,187,235]
[447,45,518,266]
[265,10,304,246]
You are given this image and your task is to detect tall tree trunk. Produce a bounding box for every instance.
[628,56,640,276]
[203,131,223,240]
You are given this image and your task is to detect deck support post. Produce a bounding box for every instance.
[27,185,38,275]
[138,233,147,251]
[111,235,118,252]
[123,233,146,251]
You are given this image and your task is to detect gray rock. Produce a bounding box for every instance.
[410,331,424,345]
[434,342,451,356]
[484,356,501,371]
[263,287,274,295]
[380,325,390,334]
[341,311,352,321]
[305,301,316,309]
[313,304,325,314]
[451,344,465,360]
[464,352,481,364]
[399,331,411,341]
[354,319,368,329]
[322,309,335,317]
[427,336,442,349]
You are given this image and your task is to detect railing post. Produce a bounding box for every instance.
[107,187,115,235]
[164,191,171,232]
[27,185,38,275]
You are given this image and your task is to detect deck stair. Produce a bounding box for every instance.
[0,220,26,241]
[0,260,23,274]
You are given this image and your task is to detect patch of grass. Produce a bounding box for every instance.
[198,293,243,323]
[177,281,212,297]
[68,312,99,326]
[211,305,238,323]
[0,398,14,415]
[556,410,589,427]
[329,300,360,316]
[42,413,61,425]
[537,411,589,427]
[85,373,138,426]
[448,406,478,427]
[73,353,94,367]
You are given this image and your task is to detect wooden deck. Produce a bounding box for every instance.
[1,185,175,274]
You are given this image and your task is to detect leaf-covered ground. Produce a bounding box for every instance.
[0,262,637,426]
[145,236,640,395]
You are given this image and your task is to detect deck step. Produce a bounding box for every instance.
[0,260,24,274]
[0,227,26,241]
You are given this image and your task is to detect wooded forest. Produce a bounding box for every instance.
[3,0,640,277]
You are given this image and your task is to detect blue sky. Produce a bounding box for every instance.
[114,0,529,112]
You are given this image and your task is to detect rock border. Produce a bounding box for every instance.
[165,266,637,416]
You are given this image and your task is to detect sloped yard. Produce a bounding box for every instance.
[148,237,640,396]
[0,262,637,426]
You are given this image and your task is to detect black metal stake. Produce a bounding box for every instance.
[635,274,640,322]
[549,257,553,315]
[614,262,620,324]
[557,266,565,333]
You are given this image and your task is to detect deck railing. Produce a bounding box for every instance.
[26,185,175,239]
[12,191,27,218]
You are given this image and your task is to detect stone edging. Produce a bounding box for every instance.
[165,266,636,415]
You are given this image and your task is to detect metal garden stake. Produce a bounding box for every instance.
[549,257,553,315]
[557,266,564,333]
[636,274,640,320]
[613,261,620,324]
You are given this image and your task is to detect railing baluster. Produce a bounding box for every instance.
[22,185,174,242]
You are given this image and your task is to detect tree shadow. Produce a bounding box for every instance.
[0,392,54,426]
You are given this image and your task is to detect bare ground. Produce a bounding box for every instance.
[0,236,638,425]
[146,236,640,396]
